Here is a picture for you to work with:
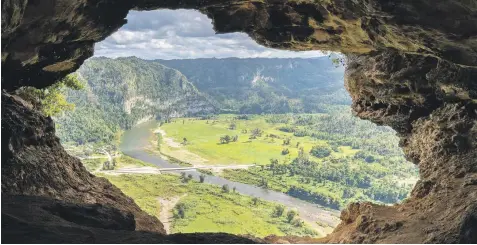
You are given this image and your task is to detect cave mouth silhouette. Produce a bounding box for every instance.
[3,0,475,243]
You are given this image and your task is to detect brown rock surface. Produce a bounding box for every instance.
[1,92,165,234]
[2,0,477,243]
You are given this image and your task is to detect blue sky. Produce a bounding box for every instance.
[94,9,327,60]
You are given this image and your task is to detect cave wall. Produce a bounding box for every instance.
[320,50,477,243]
[2,0,476,243]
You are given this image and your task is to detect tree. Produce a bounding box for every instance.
[15,74,84,117]
[354,151,376,163]
[224,135,231,143]
[199,174,205,183]
[283,138,291,145]
[251,128,263,138]
[222,184,230,193]
[232,186,236,193]
[281,148,290,155]
[229,122,236,130]
[102,160,112,170]
[182,137,188,145]
[273,205,285,217]
[270,158,279,165]
[297,147,309,163]
[259,178,268,188]
[310,145,332,158]
[187,174,193,180]
[291,217,304,227]
[176,203,186,219]
[220,135,232,144]
[287,209,298,223]
[181,172,190,183]
[252,197,259,205]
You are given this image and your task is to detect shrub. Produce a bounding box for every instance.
[291,217,304,227]
[354,151,376,163]
[251,128,263,137]
[278,126,295,133]
[176,203,186,219]
[286,209,298,223]
[273,205,285,217]
[252,197,259,205]
[310,145,332,158]
[281,148,290,155]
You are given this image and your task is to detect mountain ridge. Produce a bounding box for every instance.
[55,56,346,145]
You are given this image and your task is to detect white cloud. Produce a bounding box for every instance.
[94,9,328,60]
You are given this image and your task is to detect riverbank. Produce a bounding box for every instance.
[101,173,324,237]
[116,121,340,235]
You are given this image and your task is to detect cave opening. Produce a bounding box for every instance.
[3,0,477,243]
[23,9,420,239]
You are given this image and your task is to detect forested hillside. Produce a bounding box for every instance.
[158,58,347,113]
[55,57,215,144]
[55,57,346,145]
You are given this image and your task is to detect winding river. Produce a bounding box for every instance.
[120,121,340,231]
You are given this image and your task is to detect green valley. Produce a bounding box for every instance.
[155,107,417,210]
[37,56,418,238]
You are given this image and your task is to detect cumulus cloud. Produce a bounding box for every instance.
[94,9,327,60]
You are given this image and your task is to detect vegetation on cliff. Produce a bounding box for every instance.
[54,57,215,145]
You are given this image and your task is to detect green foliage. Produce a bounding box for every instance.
[102,173,319,237]
[287,209,298,223]
[310,145,332,158]
[251,128,264,138]
[273,205,286,217]
[252,197,260,205]
[158,57,347,114]
[199,174,206,183]
[283,138,291,145]
[220,135,232,144]
[16,74,84,117]
[54,57,214,146]
[176,203,186,219]
[222,184,230,193]
[281,148,290,155]
[55,57,417,215]
[159,112,417,210]
[354,151,376,163]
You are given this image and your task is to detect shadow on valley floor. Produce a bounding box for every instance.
[1,195,258,244]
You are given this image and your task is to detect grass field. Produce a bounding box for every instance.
[102,173,320,238]
[158,114,356,166]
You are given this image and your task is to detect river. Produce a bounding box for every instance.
[120,121,340,231]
